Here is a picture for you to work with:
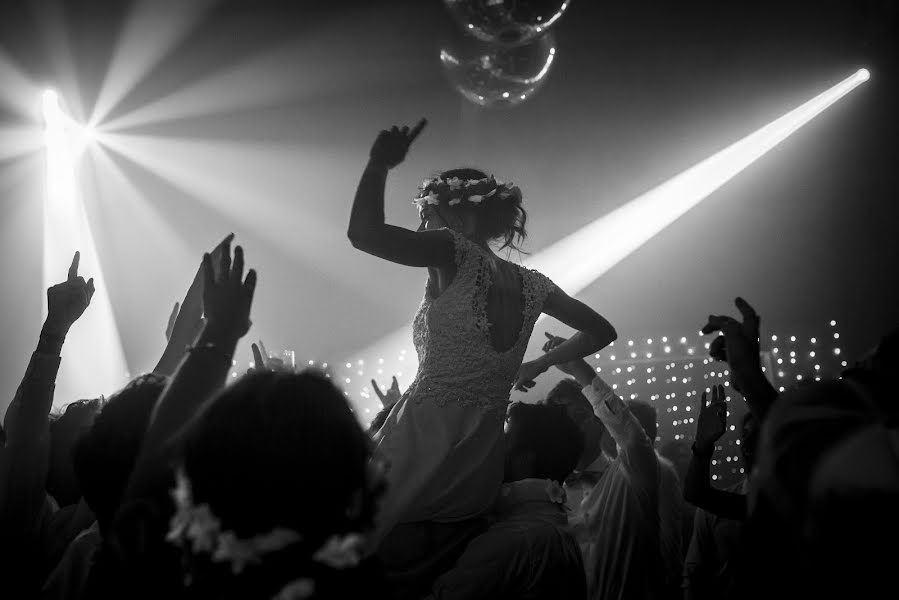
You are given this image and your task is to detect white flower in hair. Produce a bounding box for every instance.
[465,179,481,186]
[446,176,462,190]
[448,198,462,206]
[273,578,315,600]
[313,533,365,569]
[468,195,484,204]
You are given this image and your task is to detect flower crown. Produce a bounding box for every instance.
[412,175,521,208]
[167,467,366,600]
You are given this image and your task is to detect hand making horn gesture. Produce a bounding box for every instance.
[369,118,428,170]
[371,376,402,411]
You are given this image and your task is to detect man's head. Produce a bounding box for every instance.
[72,374,167,531]
[542,379,609,468]
[48,398,103,506]
[504,402,584,483]
[659,439,691,483]
[626,400,658,445]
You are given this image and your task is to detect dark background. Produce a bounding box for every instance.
[1,0,896,416]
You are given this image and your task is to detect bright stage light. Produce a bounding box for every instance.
[42,90,129,407]
[343,69,869,412]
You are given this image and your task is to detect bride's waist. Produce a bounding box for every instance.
[406,377,511,409]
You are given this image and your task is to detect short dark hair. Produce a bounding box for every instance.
[183,370,377,544]
[175,371,382,598]
[626,400,658,442]
[72,374,167,530]
[507,402,584,482]
[543,378,594,426]
[438,167,528,252]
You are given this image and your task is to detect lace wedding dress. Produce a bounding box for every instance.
[372,230,555,543]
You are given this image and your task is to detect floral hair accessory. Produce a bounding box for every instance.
[312,533,365,569]
[413,174,521,209]
[167,468,303,575]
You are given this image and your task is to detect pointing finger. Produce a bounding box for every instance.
[408,118,428,142]
[68,251,80,281]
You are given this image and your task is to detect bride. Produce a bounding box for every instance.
[348,119,617,549]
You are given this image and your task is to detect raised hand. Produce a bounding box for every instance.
[371,376,402,410]
[249,340,289,373]
[542,332,579,376]
[702,297,761,371]
[694,385,727,454]
[369,119,427,170]
[44,251,96,336]
[201,243,256,341]
[514,359,548,392]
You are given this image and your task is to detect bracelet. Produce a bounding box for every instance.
[186,343,232,362]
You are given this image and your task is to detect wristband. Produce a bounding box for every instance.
[186,343,232,362]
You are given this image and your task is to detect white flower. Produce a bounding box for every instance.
[185,504,222,554]
[213,531,259,574]
[545,479,567,505]
[465,179,481,186]
[446,176,462,190]
[448,198,461,206]
[313,533,365,569]
[468,195,484,204]
[273,578,315,600]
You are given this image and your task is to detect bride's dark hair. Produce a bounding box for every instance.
[437,168,528,252]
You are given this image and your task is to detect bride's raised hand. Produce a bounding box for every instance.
[369,118,428,169]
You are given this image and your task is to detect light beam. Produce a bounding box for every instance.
[343,68,870,416]
[43,90,129,406]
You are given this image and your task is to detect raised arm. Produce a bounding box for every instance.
[514,288,616,391]
[347,120,455,267]
[125,242,256,499]
[702,298,776,421]
[0,252,94,586]
[153,234,233,376]
[684,385,747,520]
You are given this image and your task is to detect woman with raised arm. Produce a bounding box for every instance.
[348,120,618,550]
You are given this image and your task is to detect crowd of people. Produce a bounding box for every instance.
[1,120,896,600]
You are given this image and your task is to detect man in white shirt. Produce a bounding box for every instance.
[542,334,676,600]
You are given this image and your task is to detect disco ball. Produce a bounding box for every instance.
[439,32,557,108]
[443,0,572,46]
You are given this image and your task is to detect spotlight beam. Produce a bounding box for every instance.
[343,69,870,414]
[43,90,129,406]
[89,0,219,127]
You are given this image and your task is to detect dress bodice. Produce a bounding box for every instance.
[405,230,555,413]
